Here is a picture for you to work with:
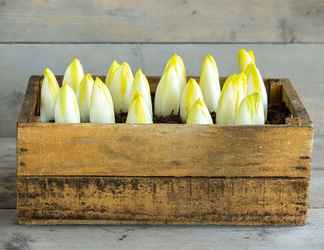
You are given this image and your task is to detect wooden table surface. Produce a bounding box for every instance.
[1,137,323,249]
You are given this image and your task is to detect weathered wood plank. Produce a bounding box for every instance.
[0,138,15,209]
[1,208,324,250]
[1,137,323,209]
[17,124,312,177]
[313,133,324,170]
[311,169,324,209]
[282,79,312,125]
[17,176,308,225]
[17,77,40,123]
[4,166,324,211]
[0,43,323,137]
[0,0,323,42]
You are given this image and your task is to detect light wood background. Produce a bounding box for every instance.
[0,1,324,248]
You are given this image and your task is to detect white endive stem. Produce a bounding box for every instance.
[186,98,213,125]
[63,58,85,95]
[238,49,255,72]
[163,53,186,91]
[216,73,247,125]
[105,60,120,89]
[110,62,134,113]
[245,63,268,119]
[236,92,265,125]
[89,77,115,123]
[180,78,204,122]
[55,82,80,123]
[199,54,221,113]
[154,64,181,117]
[40,68,60,122]
[79,73,94,122]
[131,69,152,115]
[126,92,153,124]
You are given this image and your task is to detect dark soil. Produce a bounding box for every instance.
[266,103,292,124]
[115,112,128,123]
[154,114,182,124]
[45,104,292,125]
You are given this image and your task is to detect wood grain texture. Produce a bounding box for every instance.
[1,209,324,250]
[282,79,312,125]
[16,124,313,178]
[16,176,308,225]
[3,153,324,211]
[310,170,324,209]
[3,137,324,211]
[0,43,323,137]
[0,138,16,209]
[17,76,40,123]
[0,0,323,42]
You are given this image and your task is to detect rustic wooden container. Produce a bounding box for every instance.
[17,76,313,225]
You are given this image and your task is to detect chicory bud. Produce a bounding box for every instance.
[40,67,60,122]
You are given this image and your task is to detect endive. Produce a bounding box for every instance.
[90,77,115,123]
[126,92,152,124]
[154,64,181,117]
[131,69,152,115]
[186,98,213,125]
[199,54,221,113]
[54,82,80,123]
[105,60,120,88]
[110,62,134,113]
[245,63,268,118]
[216,73,247,125]
[236,92,265,125]
[79,73,94,122]
[180,78,204,122]
[63,58,85,95]
[238,48,255,72]
[40,67,60,122]
[164,53,186,91]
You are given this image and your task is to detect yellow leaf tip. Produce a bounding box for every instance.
[43,67,52,77]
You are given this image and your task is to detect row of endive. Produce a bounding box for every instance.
[40,49,267,125]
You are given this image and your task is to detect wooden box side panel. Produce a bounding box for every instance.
[17,125,313,177]
[17,176,308,225]
[17,76,40,123]
[281,79,312,125]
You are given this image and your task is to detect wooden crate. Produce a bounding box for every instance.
[16,76,313,225]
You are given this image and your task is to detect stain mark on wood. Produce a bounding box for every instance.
[17,176,309,225]
[19,148,27,153]
[300,156,311,160]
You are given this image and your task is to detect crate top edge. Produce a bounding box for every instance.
[16,121,313,129]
